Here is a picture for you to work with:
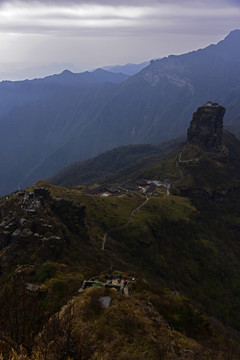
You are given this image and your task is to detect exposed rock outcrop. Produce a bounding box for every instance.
[187,102,225,151]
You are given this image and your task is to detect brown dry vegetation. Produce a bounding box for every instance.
[1,285,240,360]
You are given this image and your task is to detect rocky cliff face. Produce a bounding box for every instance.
[187,102,225,151]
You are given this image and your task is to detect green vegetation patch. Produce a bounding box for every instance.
[35,263,57,283]
[143,153,180,180]
[79,192,144,231]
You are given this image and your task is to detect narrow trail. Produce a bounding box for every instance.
[102,196,149,251]
[171,146,226,189]
[170,149,191,188]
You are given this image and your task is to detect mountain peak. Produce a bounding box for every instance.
[224,29,240,40]
[217,29,240,52]
[93,68,107,74]
[60,69,74,76]
[187,102,225,151]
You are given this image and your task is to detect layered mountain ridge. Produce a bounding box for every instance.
[1,30,240,195]
[52,101,240,197]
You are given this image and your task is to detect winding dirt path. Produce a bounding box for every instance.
[102,195,149,251]
[171,146,226,189]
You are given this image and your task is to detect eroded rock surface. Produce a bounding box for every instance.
[187,102,225,151]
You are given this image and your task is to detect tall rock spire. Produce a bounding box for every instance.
[187,102,225,151]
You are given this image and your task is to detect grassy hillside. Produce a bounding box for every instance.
[49,127,240,332]
[51,130,240,193]
[3,180,240,331]
[2,123,240,358]
[51,139,184,187]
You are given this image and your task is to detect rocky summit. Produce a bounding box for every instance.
[187,102,225,151]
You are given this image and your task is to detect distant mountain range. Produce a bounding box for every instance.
[0,62,83,82]
[0,68,129,117]
[1,30,240,195]
[0,69,129,195]
[101,61,150,75]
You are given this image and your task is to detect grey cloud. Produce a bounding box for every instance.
[0,0,234,6]
[0,0,239,38]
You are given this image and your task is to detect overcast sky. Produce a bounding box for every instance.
[0,0,240,80]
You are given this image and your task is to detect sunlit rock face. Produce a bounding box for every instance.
[187,102,225,151]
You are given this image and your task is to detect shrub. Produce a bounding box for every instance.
[51,280,64,294]
[44,232,54,238]
[35,264,57,283]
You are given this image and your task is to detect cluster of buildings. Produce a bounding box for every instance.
[83,185,125,197]
[83,179,170,197]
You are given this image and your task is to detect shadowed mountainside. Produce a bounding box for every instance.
[1,30,240,196]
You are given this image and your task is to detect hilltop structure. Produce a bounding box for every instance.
[187,101,225,151]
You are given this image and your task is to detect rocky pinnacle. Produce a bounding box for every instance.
[187,102,225,151]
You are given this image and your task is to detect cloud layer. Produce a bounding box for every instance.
[0,0,239,80]
[0,0,239,36]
